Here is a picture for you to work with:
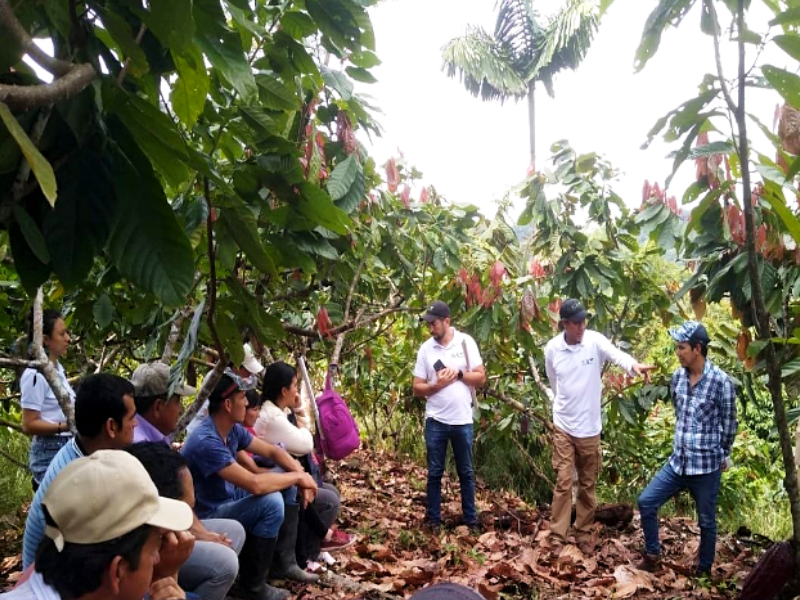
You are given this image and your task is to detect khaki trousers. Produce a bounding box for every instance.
[549,426,601,540]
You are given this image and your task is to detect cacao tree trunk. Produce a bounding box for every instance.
[733,1,800,594]
[527,79,536,172]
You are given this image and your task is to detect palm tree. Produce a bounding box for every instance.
[442,0,602,171]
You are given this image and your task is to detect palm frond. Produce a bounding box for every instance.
[441,26,528,101]
[494,0,541,75]
[531,0,599,97]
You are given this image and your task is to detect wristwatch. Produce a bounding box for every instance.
[457,370,464,380]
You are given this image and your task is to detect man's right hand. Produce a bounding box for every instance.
[150,576,186,600]
[436,367,459,389]
[297,472,318,491]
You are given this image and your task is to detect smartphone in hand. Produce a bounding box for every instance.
[433,359,446,372]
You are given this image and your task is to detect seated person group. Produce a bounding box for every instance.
[11,348,355,600]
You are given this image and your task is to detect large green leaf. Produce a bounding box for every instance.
[281,11,318,39]
[215,311,244,367]
[93,294,114,329]
[43,150,114,288]
[9,219,49,295]
[107,146,194,306]
[335,163,365,213]
[12,205,50,265]
[255,74,299,111]
[297,183,351,235]
[306,0,368,54]
[321,67,354,100]
[0,103,57,206]
[135,0,195,52]
[216,196,279,276]
[770,6,800,26]
[774,34,800,63]
[327,154,359,200]
[763,65,800,108]
[98,9,149,77]
[760,181,800,247]
[194,0,257,100]
[105,85,190,187]
[171,48,209,128]
[226,276,285,343]
[635,0,695,72]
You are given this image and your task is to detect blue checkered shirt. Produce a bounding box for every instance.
[668,359,737,476]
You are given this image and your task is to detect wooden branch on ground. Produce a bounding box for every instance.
[31,289,76,433]
[318,570,403,600]
[483,387,554,433]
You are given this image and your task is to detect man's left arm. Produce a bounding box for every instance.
[719,376,738,457]
[462,337,486,387]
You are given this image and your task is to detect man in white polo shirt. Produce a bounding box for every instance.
[413,301,486,531]
[544,298,653,543]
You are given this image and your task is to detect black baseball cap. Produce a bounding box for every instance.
[560,298,590,323]
[421,301,451,323]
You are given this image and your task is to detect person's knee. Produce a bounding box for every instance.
[226,521,246,554]
[255,492,285,537]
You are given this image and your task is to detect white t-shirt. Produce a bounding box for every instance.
[1,570,61,600]
[544,329,636,438]
[413,328,483,426]
[20,363,75,433]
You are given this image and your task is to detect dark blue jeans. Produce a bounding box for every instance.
[638,463,721,570]
[209,487,284,539]
[425,418,477,526]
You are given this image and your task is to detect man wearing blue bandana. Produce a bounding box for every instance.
[637,321,737,576]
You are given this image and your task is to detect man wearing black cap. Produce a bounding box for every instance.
[637,320,737,576]
[413,301,486,530]
[544,299,653,543]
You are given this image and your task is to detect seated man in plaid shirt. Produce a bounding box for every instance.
[637,321,737,576]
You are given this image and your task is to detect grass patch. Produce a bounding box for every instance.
[0,431,32,517]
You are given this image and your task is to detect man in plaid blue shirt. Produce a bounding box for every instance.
[637,321,737,576]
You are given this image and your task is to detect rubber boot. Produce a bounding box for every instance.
[235,534,290,600]
[269,504,320,583]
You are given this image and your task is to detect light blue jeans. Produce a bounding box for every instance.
[29,435,71,486]
[208,487,285,539]
[179,519,246,600]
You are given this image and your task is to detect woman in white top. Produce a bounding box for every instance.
[256,361,355,568]
[20,309,76,488]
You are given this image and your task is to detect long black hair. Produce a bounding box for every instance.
[261,361,296,403]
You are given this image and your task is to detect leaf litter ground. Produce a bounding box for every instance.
[0,448,767,599]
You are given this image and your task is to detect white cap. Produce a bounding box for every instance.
[242,343,265,375]
[42,450,193,551]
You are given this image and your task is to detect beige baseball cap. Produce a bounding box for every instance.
[42,450,194,551]
[131,362,196,398]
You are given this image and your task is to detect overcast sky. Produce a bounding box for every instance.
[359,0,789,218]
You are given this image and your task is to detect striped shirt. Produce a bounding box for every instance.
[22,439,83,569]
[668,359,737,476]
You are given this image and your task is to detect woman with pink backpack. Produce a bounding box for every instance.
[256,362,356,572]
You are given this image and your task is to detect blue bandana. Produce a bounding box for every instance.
[669,321,710,345]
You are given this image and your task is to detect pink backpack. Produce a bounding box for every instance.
[316,372,360,460]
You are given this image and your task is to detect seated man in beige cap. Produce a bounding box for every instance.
[3,450,194,600]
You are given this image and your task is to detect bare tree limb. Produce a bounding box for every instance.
[175,360,226,434]
[0,446,28,472]
[483,387,554,433]
[0,417,22,432]
[332,256,367,366]
[0,0,72,76]
[284,304,408,339]
[528,355,553,402]
[116,22,146,86]
[162,307,191,364]
[0,64,96,110]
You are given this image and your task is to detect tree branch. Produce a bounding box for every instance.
[204,178,226,362]
[0,446,28,472]
[483,387,554,433]
[332,255,367,366]
[708,0,737,115]
[0,63,96,110]
[116,22,146,87]
[0,0,73,77]
[283,304,408,338]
